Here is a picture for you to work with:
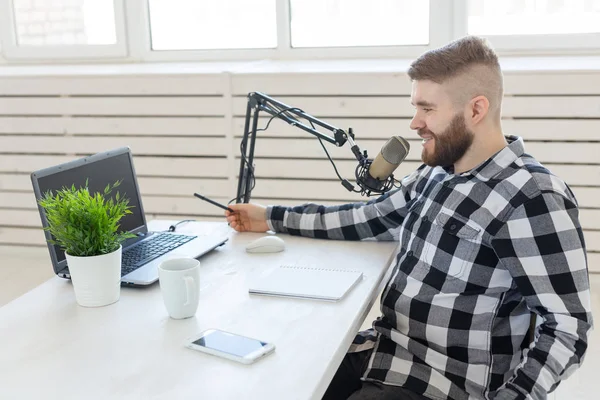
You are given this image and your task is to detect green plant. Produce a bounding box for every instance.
[38,180,136,257]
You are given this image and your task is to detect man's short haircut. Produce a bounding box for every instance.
[408,36,504,118]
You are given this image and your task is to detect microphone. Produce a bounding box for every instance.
[355,136,410,196]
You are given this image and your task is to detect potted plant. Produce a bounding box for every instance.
[38,180,135,307]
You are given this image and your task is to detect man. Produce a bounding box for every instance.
[225,36,593,400]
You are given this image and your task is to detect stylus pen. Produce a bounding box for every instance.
[193,193,235,213]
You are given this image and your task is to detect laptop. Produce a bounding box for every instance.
[31,147,228,286]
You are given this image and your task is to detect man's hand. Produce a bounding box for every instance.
[225,203,269,233]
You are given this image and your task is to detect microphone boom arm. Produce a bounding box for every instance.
[236,92,362,203]
[248,92,351,146]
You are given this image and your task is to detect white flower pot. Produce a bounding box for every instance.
[65,245,122,307]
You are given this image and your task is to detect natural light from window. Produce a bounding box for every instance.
[148,0,277,50]
[290,0,430,48]
[12,0,116,46]
[468,0,600,35]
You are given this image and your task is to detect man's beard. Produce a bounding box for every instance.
[419,113,474,168]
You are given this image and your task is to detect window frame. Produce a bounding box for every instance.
[0,0,128,61]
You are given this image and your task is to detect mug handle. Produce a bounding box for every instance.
[183,276,195,306]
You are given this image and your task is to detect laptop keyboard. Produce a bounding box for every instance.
[121,233,196,276]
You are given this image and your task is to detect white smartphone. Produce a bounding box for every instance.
[185,329,275,365]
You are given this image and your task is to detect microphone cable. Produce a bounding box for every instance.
[311,121,361,193]
[263,104,361,194]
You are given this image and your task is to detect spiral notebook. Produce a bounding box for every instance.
[249,265,363,301]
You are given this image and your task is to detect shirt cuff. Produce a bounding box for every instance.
[266,205,288,233]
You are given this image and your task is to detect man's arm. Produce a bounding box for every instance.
[267,167,424,241]
[491,192,593,400]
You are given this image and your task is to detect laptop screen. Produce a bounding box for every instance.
[36,152,145,263]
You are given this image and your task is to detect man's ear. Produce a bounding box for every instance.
[469,95,489,125]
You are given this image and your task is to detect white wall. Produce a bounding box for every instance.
[0,60,598,271]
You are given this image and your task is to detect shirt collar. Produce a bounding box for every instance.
[445,135,525,182]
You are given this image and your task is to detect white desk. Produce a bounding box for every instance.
[0,221,397,400]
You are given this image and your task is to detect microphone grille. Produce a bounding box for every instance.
[381,136,410,164]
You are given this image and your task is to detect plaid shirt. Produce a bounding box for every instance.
[266,136,592,400]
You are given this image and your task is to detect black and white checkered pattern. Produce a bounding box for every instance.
[266,136,592,400]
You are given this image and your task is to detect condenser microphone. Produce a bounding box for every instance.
[356,136,410,196]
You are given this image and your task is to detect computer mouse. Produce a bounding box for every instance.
[245,236,285,254]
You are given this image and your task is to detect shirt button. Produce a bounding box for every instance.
[407,250,413,257]
[422,216,428,222]
[391,283,397,290]
[450,224,457,231]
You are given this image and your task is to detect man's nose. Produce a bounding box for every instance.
[410,114,425,131]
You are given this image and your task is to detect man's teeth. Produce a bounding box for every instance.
[422,137,432,144]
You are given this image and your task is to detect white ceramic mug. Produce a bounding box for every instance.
[158,258,200,319]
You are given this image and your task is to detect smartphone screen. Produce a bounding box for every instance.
[193,330,269,358]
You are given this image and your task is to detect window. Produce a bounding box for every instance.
[0,0,126,60]
[460,0,600,51]
[468,0,600,36]
[0,0,598,62]
[143,0,445,61]
[289,0,429,48]
[148,0,277,51]
[12,0,117,46]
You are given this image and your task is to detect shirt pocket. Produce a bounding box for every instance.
[422,212,481,279]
